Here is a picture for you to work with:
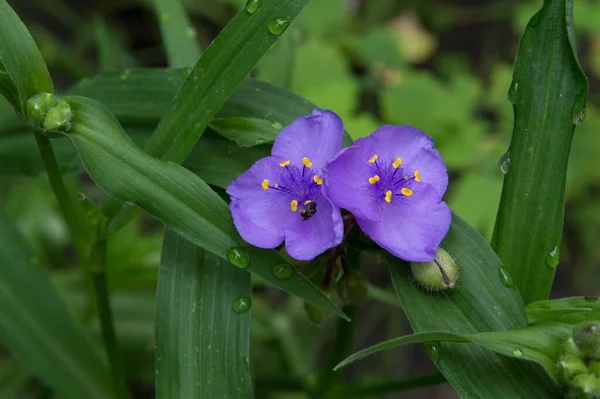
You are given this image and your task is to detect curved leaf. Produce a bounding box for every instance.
[336,323,573,383]
[527,296,600,325]
[0,0,53,113]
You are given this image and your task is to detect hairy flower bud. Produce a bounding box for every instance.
[570,373,600,397]
[25,92,56,125]
[559,354,588,382]
[410,247,458,291]
[573,322,600,360]
[42,99,72,132]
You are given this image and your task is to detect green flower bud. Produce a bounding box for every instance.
[589,362,600,378]
[559,354,588,382]
[25,92,56,125]
[42,99,72,132]
[336,269,368,304]
[573,322,600,360]
[304,302,327,325]
[410,247,458,291]
[570,373,600,398]
[564,337,582,356]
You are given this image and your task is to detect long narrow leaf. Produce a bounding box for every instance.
[0,207,112,399]
[491,0,588,304]
[527,296,600,325]
[152,0,201,68]
[156,230,251,398]
[389,215,562,397]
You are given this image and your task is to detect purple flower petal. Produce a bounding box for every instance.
[230,199,284,248]
[355,125,448,197]
[356,184,451,262]
[272,109,344,170]
[284,196,343,260]
[323,146,382,221]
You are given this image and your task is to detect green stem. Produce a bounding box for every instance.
[90,240,129,399]
[329,371,446,398]
[315,306,356,395]
[34,132,89,257]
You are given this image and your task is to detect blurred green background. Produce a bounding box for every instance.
[1,0,599,397]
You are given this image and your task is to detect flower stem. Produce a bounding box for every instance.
[90,240,129,399]
[34,132,128,398]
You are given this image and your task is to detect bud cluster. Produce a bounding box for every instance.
[25,93,72,133]
[558,322,600,398]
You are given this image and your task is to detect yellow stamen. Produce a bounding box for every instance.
[304,200,312,205]
[261,179,269,190]
[313,175,323,185]
[279,160,290,167]
[392,157,403,169]
[385,190,393,203]
[302,157,313,168]
[368,175,380,185]
[290,200,298,212]
[401,188,413,196]
[368,154,378,163]
[414,170,421,182]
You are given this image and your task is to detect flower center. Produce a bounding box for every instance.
[262,157,322,220]
[366,153,420,203]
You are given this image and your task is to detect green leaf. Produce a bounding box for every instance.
[152,0,201,68]
[0,0,54,113]
[527,296,600,326]
[491,0,588,304]
[61,95,346,319]
[336,323,573,383]
[0,207,112,399]
[209,117,280,147]
[388,215,562,397]
[0,358,28,399]
[145,0,310,164]
[93,16,121,72]
[156,230,251,398]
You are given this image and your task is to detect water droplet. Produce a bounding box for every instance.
[498,267,514,288]
[572,90,587,125]
[243,356,250,365]
[528,11,542,28]
[268,17,291,35]
[584,296,598,303]
[498,151,511,174]
[508,81,519,104]
[245,0,261,14]
[271,264,295,280]
[512,348,523,357]
[270,121,283,129]
[227,247,250,269]
[232,297,252,313]
[545,244,560,269]
[186,27,197,39]
[427,342,442,364]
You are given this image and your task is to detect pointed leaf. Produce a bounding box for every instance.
[527,296,600,325]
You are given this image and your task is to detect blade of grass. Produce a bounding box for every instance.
[155,230,251,398]
[491,0,588,304]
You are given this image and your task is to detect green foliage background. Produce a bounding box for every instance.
[0,0,599,397]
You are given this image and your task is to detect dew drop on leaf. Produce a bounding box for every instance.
[268,17,291,36]
[498,151,511,174]
[232,297,252,313]
[498,267,514,288]
[245,0,261,14]
[545,244,560,269]
[271,263,295,280]
[427,342,442,364]
[227,247,250,269]
[270,121,283,129]
[512,348,523,358]
[507,81,519,104]
[572,90,587,125]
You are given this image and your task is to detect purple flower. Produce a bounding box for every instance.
[324,125,451,262]
[227,109,344,260]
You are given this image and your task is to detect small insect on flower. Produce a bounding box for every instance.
[324,125,451,262]
[227,109,344,261]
